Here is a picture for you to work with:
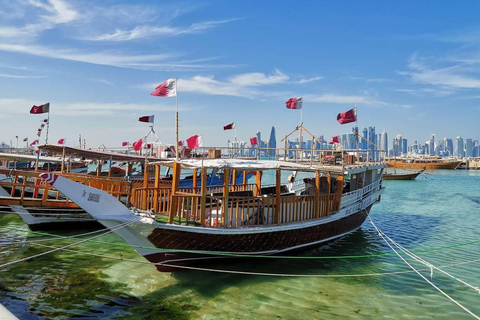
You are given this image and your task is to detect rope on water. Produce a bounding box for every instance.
[6,240,480,278]
[377,227,480,295]
[0,218,141,269]
[1,224,479,259]
[368,216,480,320]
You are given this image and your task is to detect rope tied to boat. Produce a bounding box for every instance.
[368,216,480,320]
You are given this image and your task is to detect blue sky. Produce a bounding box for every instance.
[1,0,479,149]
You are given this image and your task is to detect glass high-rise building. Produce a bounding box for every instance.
[465,138,473,157]
[429,134,436,155]
[267,126,276,159]
[455,136,464,157]
[379,130,388,155]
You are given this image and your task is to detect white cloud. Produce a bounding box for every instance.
[0,73,45,79]
[0,0,78,38]
[297,76,323,84]
[90,78,114,86]
[0,98,185,117]
[229,69,289,86]
[82,19,241,42]
[402,53,480,90]
[0,43,221,71]
[159,71,291,97]
[304,94,373,104]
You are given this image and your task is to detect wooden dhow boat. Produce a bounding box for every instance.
[383,168,425,180]
[385,157,461,170]
[39,158,385,271]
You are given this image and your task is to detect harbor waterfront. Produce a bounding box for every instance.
[1,169,479,319]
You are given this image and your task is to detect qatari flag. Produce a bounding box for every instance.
[337,108,356,124]
[30,103,50,114]
[250,137,258,145]
[122,141,128,147]
[223,122,235,130]
[285,97,302,110]
[139,115,154,123]
[132,139,143,151]
[151,78,177,97]
[186,134,202,149]
[332,136,339,143]
[58,138,65,145]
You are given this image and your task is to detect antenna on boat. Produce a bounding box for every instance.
[175,78,179,160]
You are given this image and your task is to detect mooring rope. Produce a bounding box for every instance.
[378,228,480,294]
[368,216,480,320]
[0,218,141,269]
[1,224,479,259]
[4,239,480,279]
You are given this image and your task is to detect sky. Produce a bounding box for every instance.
[0,0,479,149]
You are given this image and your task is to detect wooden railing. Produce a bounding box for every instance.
[130,183,257,213]
[169,192,341,228]
[0,169,132,207]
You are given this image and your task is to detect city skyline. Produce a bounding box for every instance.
[1,1,480,148]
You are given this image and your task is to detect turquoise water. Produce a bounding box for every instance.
[1,169,479,319]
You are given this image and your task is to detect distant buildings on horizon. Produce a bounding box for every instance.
[234,126,480,159]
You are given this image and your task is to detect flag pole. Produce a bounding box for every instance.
[355,104,359,164]
[45,109,50,144]
[175,78,179,160]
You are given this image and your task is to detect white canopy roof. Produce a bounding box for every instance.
[149,158,323,172]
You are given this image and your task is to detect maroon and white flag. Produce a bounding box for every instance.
[223,122,235,130]
[30,140,38,146]
[138,115,154,123]
[250,137,258,145]
[337,108,356,124]
[186,135,202,149]
[132,139,143,151]
[332,136,339,143]
[285,97,303,110]
[151,78,177,97]
[23,137,28,142]
[122,141,128,147]
[58,138,65,145]
[30,103,50,114]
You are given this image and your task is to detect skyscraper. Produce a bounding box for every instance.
[267,126,276,159]
[379,130,388,156]
[465,138,473,157]
[444,138,453,156]
[429,134,436,155]
[455,136,464,157]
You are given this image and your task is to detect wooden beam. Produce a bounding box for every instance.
[315,171,320,218]
[276,169,281,224]
[254,171,262,197]
[223,168,230,227]
[200,167,207,226]
[169,162,181,223]
[154,164,161,213]
[192,168,197,193]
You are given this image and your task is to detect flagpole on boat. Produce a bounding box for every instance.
[45,107,50,144]
[299,103,303,161]
[355,104,358,165]
[175,78,179,160]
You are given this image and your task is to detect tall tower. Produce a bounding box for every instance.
[380,130,388,156]
[267,126,276,159]
[465,138,473,157]
[429,134,436,155]
[455,136,464,157]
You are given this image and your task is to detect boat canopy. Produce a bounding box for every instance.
[149,158,324,172]
[0,152,63,163]
[37,145,161,162]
